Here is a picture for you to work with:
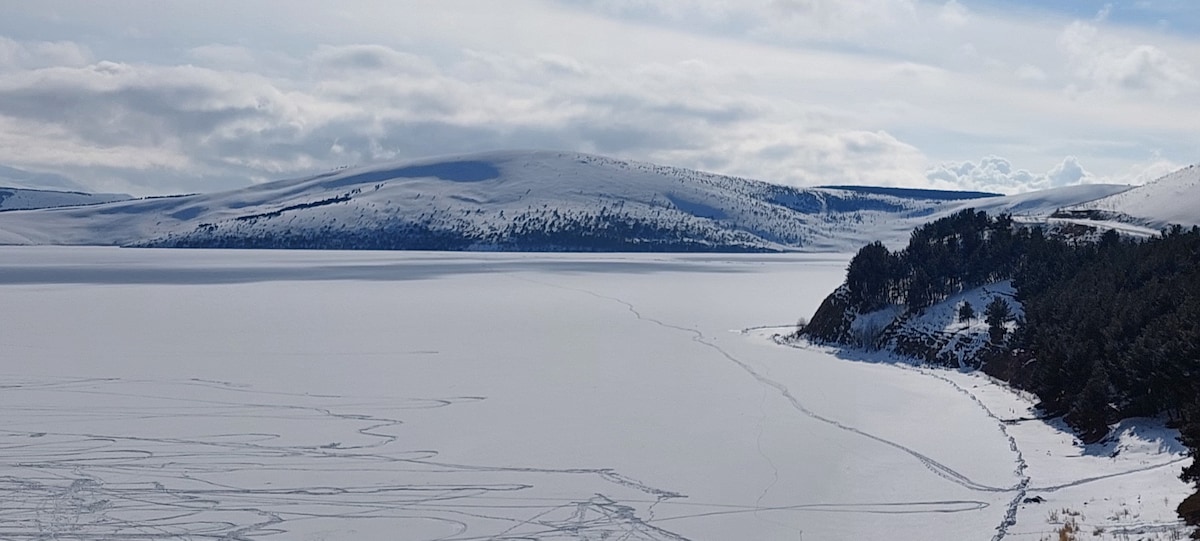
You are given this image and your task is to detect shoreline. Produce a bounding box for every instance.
[767,331,1195,540]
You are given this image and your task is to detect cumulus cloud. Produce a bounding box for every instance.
[1,2,1198,197]
[0,39,797,193]
[1058,21,1197,98]
[2,30,944,196]
[925,155,1094,194]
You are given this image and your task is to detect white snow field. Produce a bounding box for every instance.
[0,247,1190,540]
[1072,164,1200,229]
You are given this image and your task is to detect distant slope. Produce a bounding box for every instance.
[0,151,978,252]
[0,150,1137,252]
[0,186,131,212]
[962,183,1131,217]
[1063,164,1200,229]
[0,164,94,193]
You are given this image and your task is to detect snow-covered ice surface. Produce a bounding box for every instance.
[0,247,1189,540]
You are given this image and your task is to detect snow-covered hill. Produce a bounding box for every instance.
[0,150,998,251]
[0,186,130,212]
[1063,164,1200,230]
[967,183,1131,218]
[0,150,1153,251]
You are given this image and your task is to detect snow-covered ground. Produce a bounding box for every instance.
[768,340,1196,541]
[1073,164,1200,229]
[0,247,1190,540]
[940,372,1193,540]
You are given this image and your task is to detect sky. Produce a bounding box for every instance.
[0,0,1198,196]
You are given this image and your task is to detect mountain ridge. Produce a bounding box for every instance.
[0,150,1176,252]
[0,185,132,213]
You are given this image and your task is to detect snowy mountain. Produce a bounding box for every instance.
[0,150,1151,251]
[1060,164,1200,230]
[0,150,993,251]
[0,185,131,212]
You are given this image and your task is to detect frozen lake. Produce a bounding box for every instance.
[0,247,1073,539]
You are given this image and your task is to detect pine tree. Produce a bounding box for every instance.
[985,296,1011,344]
[958,301,975,324]
[907,267,934,310]
[845,241,894,311]
[1066,366,1114,443]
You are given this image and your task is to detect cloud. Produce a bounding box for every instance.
[1,34,934,195]
[0,36,91,70]
[1,2,1199,197]
[310,44,439,76]
[187,45,268,71]
[675,126,928,188]
[1058,21,1197,98]
[1045,155,1090,186]
[1124,155,1184,185]
[925,155,1094,194]
[0,61,296,149]
[937,0,969,26]
[0,163,91,192]
[0,41,787,193]
[560,0,919,43]
[1015,64,1047,82]
[767,0,918,35]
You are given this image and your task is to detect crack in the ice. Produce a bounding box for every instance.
[508,277,1049,541]
[553,282,1013,495]
[771,338,1032,540]
[889,363,1030,541]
